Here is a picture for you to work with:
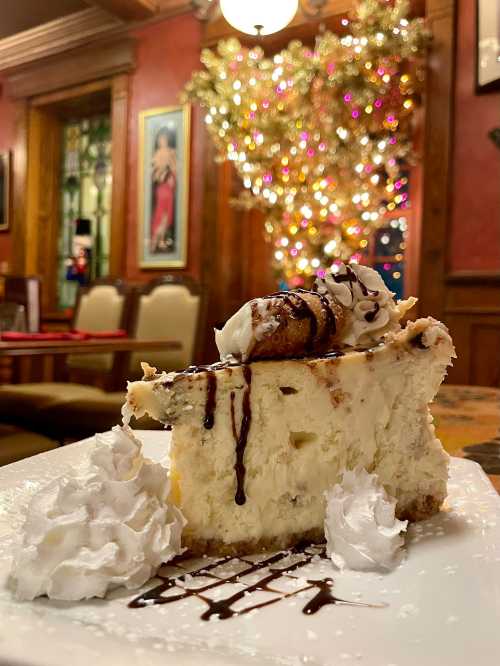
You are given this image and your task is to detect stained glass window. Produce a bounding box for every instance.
[58,115,112,309]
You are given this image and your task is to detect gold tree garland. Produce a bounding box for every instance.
[184,0,429,285]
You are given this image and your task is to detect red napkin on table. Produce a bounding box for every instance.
[1,330,127,342]
[74,329,128,339]
[1,331,88,341]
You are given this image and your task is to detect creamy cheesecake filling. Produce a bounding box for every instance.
[126,318,455,554]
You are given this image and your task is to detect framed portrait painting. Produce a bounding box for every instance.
[0,151,11,232]
[477,0,500,92]
[138,105,190,268]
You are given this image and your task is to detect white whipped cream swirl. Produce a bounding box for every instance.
[325,468,408,572]
[10,426,185,601]
[316,263,416,346]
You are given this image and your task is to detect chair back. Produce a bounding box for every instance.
[67,279,130,375]
[128,276,201,378]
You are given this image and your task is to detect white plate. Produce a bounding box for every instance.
[0,432,499,666]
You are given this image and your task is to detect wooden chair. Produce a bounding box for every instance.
[34,275,205,441]
[0,279,134,438]
[126,275,203,378]
[66,278,134,390]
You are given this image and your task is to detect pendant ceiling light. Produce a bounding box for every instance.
[219,0,299,36]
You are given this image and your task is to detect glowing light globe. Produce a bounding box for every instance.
[220,0,299,36]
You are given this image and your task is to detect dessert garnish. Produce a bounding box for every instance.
[215,262,416,362]
[129,543,385,620]
[10,426,185,601]
[325,468,408,571]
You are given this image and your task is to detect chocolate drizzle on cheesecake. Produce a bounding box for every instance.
[203,371,216,429]
[234,365,252,505]
[128,543,384,619]
[230,390,237,440]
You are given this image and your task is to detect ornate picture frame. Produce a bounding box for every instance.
[477,0,500,92]
[138,104,191,268]
[0,151,11,232]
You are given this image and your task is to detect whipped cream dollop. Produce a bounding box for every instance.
[316,263,416,347]
[10,426,185,601]
[325,468,408,572]
[215,301,253,361]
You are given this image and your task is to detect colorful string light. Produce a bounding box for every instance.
[184,0,428,283]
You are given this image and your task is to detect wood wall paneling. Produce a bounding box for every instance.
[10,100,28,274]
[444,274,500,386]
[417,0,455,321]
[110,74,130,277]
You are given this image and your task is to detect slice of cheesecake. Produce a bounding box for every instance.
[125,316,454,556]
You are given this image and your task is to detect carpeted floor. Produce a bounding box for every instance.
[432,384,500,492]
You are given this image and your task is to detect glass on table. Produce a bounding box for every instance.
[0,303,27,333]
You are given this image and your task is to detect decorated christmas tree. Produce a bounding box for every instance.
[185,0,428,285]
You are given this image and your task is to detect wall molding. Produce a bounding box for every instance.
[0,2,196,76]
[5,38,136,99]
[0,8,123,73]
[446,271,500,285]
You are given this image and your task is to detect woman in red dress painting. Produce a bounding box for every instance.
[150,126,177,253]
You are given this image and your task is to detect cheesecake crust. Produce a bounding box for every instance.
[181,490,443,557]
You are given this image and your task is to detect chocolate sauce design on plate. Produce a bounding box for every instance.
[234,365,252,505]
[128,543,384,619]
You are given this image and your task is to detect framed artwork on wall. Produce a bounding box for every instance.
[0,151,11,232]
[477,0,500,92]
[138,104,191,268]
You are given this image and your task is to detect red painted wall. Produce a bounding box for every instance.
[0,79,14,272]
[449,0,500,272]
[125,14,205,282]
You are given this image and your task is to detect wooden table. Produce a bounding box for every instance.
[0,338,182,384]
[432,384,500,493]
[0,338,181,357]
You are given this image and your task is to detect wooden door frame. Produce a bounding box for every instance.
[10,74,130,314]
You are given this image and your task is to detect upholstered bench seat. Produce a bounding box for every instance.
[0,423,58,466]
[0,382,105,427]
[39,393,163,440]
[0,383,162,442]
